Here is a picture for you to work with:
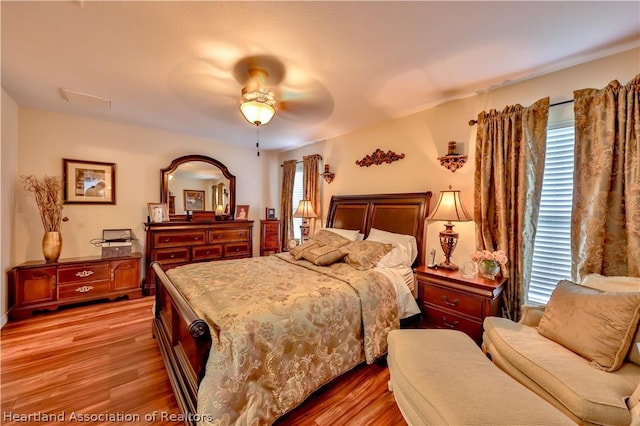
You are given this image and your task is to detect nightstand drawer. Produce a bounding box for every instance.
[192,244,223,261]
[153,247,190,264]
[154,231,206,247]
[58,264,110,284]
[421,282,483,318]
[58,280,111,300]
[423,305,483,341]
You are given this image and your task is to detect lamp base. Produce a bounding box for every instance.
[437,262,459,270]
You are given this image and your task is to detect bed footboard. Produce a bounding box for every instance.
[152,262,212,425]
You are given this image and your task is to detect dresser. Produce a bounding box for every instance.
[144,220,253,295]
[415,266,506,343]
[10,253,142,320]
[260,220,281,256]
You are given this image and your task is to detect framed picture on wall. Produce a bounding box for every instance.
[183,189,205,211]
[63,158,116,204]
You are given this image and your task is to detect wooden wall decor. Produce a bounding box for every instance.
[355,149,405,167]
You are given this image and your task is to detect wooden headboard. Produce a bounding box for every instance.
[326,192,432,266]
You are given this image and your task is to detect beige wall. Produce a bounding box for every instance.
[14,108,277,265]
[279,48,639,268]
[2,89,19,327]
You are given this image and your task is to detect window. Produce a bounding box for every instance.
[292,162,304,241]
[527,123,575,305]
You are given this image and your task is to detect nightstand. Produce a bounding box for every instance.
[415,266,506,343]
[260,220,282,256]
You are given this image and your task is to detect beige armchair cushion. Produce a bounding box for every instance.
[537,280,640,371]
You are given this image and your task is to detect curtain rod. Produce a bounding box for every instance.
[280,160,303,167]
[468,99,574,126]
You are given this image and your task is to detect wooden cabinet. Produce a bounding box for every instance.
[415,266,506,343]
[10,253,142,320]
[260,220,281,256]
[144,220,253,294]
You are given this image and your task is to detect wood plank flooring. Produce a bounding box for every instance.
[1,297,407,425]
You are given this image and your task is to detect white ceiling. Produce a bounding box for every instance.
[2,1,639,151]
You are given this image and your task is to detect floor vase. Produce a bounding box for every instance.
[42,231,62,262]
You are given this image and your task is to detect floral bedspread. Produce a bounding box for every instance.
[166,252,399,426]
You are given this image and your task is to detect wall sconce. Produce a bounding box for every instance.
[321,164,335,184]
[438,141,467,172]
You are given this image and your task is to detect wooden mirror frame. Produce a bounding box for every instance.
[160,155,236,220]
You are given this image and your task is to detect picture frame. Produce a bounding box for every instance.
[148,203,169,223]
[265,207,276,220]
[183,189,205,211]
[236,204,250,220]
[63,158,116,204]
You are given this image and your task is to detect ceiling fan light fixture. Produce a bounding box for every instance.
[240,84,276,126]
[240,99,275,126]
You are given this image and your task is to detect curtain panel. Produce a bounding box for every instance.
[572,75,640,279]
[303,154,322,235]
[280,160,297,249]
[474,97,549,320]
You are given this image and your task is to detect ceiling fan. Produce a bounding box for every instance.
[232,55,334,127]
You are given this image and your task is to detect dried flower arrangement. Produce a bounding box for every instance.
[21,175,68,232]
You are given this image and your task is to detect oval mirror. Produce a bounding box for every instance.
[160,155,236,220]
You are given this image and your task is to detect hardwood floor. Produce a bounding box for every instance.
[1,297,407,425]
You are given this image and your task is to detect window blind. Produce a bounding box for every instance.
[292,162,304,240]
[528,124,575,305]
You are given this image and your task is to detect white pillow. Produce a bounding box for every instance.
[322,228,361,241]
[367,228,418,264]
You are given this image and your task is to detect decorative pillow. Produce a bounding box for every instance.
[289,240,320,260]
[301,244,347,266]
[580,274,640,366]
[537,280,640,372]
[322,228,361,241]
[366,228,418,265]
[376,243,411,269]
[341,240,393,271]
[310,229,352,248]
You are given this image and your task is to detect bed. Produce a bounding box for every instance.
[151,191,432,425]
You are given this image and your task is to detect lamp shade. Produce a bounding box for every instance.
[240,100,275,126]
[293,200,318,218]
[428,189,472,222]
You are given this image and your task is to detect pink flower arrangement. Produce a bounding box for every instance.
[471,249,508,265]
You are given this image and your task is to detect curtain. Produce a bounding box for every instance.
[303,154,322,235]
[280,160,297,249]
[572,75,640,280]
[474,97,549,320]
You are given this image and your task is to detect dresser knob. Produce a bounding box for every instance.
[169,254,176,258]
[75,270,94,278]
[193,236,200,240]
[75,285,94,293]
[442,317,459,329]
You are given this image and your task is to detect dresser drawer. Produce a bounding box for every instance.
[58,264,110,284]
[192,245,223,261]
[209,229,250,243]
[223,242,251,257]
[154,231,206,247]
[58,280,112,300]
[420,281,483,318]
[423,305,483,341]
[153,247,190,265]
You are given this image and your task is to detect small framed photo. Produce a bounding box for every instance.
[266,207,276,220]
[183,189,205,211]
[236,205,250,220]
[148,203,169,223]
[63,158,115,204]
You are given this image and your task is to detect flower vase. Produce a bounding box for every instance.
[42,231,62,262]
[478,259,500,280]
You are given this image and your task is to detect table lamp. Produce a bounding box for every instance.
[293,200,318,244]
[428,187,472,269]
